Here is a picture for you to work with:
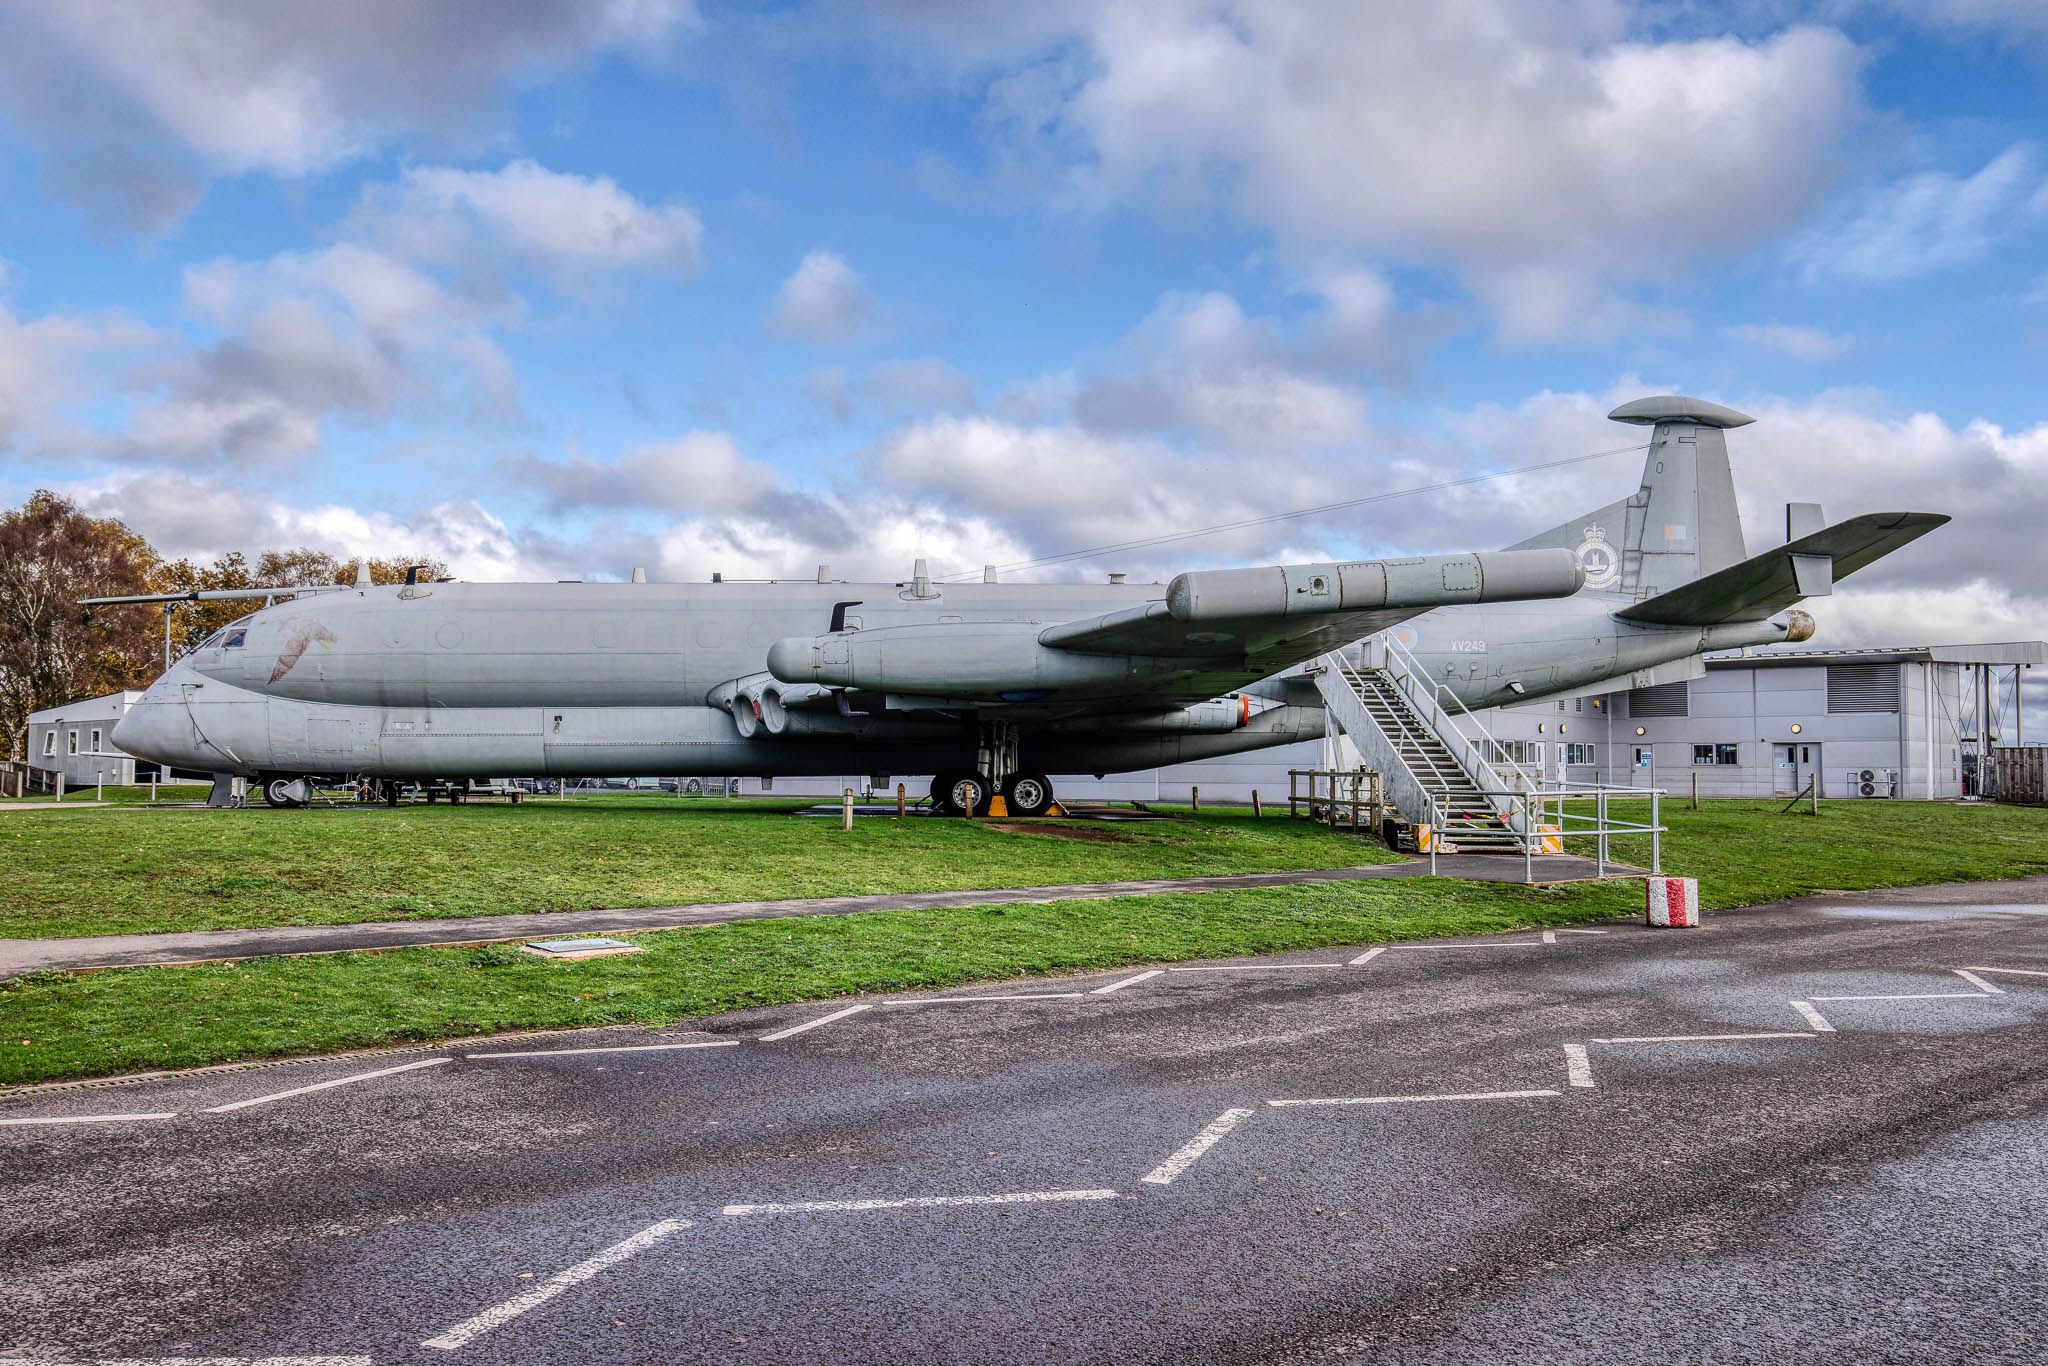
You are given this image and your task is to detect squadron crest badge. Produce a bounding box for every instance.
[1574,524,1620,588]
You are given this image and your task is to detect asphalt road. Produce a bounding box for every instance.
[4,877,2046,1365]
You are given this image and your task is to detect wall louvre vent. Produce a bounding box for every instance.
[1628,681,1690,717]
[1827,664,1901,714]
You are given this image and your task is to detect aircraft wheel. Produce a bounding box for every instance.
[948,771,994,817]
[931,770,993,816]
[1004,772,1055,818]
[262,775,308,809]
[382,781,402,807]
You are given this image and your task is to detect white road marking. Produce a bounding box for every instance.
[1541,930,1557,945]
[1562,1043,1594,1089]
[1961,965,2048,978]
[1141,1108,1256,1185]
[0,1111,178,1126]
[1396,943,1540,950]
[71,1358,373,1364]
[1348,947,1387,966]
[422,1218,689,1351]
[1092,969,1165,995]
[881,993,1088,1005]
[77,1357,374,1364]
[724,1189,1119,1216]
[1165,963,1343,972]
[202,1057,451,1113]
[469,1040,741,1059]
[1269,1089,1560,1107]
[757,1002,874,1040]
[1590,1032,1817,1044]
[1806,992,1987,1002]
[1789,1001,1836,1033]
[1952,969,2005,995]
[1554,928,1607,936]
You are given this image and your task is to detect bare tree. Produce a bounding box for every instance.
[0,492,158,758]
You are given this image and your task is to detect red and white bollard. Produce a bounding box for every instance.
[1645,876,1700,927]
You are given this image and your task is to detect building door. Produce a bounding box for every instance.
[1775,743,1820,795]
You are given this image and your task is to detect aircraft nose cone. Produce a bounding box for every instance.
[112,701,184,769]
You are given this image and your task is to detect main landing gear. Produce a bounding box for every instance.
[930,720,1058,817]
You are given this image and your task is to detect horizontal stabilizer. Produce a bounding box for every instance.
[1614,512,1948,626]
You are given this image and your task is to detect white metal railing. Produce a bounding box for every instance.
[1425,783,1665,882]
[1374,632,1540,820]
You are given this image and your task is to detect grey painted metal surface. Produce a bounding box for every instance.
[98,396,1947,807]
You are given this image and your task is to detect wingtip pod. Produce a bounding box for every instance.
[1167,547,1583,622]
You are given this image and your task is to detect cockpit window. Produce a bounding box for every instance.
[221,629,247,648]
[196,629,226,650]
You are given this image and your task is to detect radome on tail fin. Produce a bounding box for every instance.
[1507,395,1751,600]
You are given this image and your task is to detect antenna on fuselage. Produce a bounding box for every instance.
[354,561,371,590]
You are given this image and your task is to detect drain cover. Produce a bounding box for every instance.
[521,937,643,960]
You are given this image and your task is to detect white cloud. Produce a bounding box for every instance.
[809,358,978,420]
[0,0,696,230]
[502,432,780,514]
[1795,144,2045,281]
[68,470,551,582]
[125,243,517,467]
[1722,321,1857,362]
[347,160,702,293]
[769,250,875,345]
[896,3,1866,340]
[0,301,157,461]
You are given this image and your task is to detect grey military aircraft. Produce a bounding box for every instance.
[99,395,1942,814]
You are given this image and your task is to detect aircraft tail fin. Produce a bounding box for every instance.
[1507,395,1752,599]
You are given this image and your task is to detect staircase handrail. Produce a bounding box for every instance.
[1314,652,1431,800]
[1375,631,1540,806]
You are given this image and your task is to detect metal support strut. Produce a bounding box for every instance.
[976,719,1021,792]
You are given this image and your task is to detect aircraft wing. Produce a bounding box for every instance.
[766,548,1584,707]
[1614,512,1948,627]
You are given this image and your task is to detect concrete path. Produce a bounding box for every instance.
[5,878,2045,1362]
[0,853,1641,977]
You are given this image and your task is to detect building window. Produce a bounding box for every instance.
[1564,742,1596,765]
[1693,743,1739,765]
[90,728,102,752]
[42,731,56,756]
[67,730,78,755]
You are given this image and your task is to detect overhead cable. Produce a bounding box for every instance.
[939,441,1651,580]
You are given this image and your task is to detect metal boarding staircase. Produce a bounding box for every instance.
[1311,636,1537,854]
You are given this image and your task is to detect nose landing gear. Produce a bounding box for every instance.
[260,775,310,809]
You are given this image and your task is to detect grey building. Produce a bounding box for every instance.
[1054,640,2042,805]
[26,691,148,788]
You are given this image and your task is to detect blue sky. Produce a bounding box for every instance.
[0,1,2042,675]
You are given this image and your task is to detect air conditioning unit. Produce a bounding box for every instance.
[1852,767,1897,798]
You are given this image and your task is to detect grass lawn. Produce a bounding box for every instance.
[0,798,1400,939]
[0,783,212,805]
[1,799,2042,1086]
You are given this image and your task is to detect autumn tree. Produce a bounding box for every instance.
[0,492,159,759]
[253,549,451,588]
